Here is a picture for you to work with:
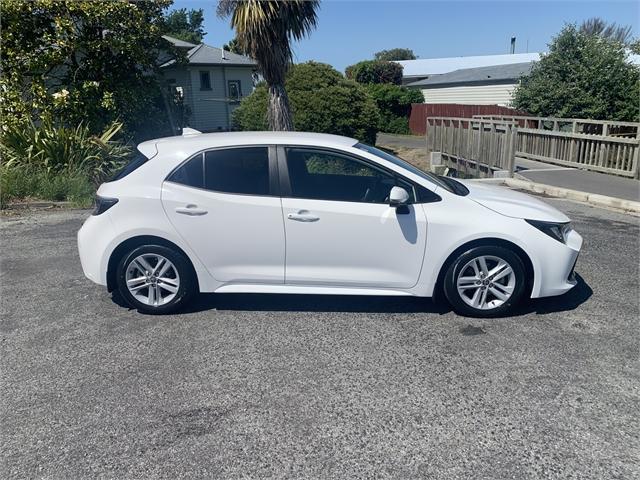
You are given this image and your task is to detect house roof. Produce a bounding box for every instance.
[162,35,197,49]
[407,62,535,87]
[161,42,257,68]
[397,53,541,78]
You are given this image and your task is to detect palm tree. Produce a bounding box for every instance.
[217,0,319,130]
[580,18,633,45]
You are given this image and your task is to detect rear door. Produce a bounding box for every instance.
[279,146,428,289]
[161,146,285,284]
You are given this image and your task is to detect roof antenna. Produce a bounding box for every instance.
[510,36,516,54]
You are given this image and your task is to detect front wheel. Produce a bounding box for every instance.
[116,245,196,314]
[443,246,526,317]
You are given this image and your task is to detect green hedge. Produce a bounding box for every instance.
[363,84,424,134]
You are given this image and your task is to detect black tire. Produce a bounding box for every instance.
[443,245,526,318]
[116,244,196,314]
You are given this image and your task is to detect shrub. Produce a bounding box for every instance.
[345,60,403,85]
[1,119,131,184]
[363,83,424,134]
[0,167,94,208]
[233,62,380,144]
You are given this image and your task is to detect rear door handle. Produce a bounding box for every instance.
[287,210,319,222]
[175,204,208,216]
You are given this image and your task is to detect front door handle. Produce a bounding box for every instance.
[175,204,208,216]
[287,210,319,222]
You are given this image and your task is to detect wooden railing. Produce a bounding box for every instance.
[426,117,517,178]
[428,115,640,179]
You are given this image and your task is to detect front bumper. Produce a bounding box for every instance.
[531,228,582,298]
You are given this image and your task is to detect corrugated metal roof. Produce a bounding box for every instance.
[397,53,541,77]
[407,62,535,87]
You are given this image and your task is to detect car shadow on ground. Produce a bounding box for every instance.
[168,274,592,317]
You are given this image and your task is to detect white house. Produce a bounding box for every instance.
[161,36,257,132]
[406,62,535,106]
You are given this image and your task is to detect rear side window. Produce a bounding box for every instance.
[167,154,204,188]
[109,153,149,182]
[204,147,270,195]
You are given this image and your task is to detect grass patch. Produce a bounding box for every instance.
[0,167,95,209]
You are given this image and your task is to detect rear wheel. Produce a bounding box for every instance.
[116,245,195,314]
[443,246,526,317]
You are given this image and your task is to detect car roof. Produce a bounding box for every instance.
[138,131,359,158]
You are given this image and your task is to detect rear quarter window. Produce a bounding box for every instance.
[109,153,150,182]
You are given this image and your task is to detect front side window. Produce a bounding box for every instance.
[200,71,211,90]
[204,147,270,195]
[285,148,415,204]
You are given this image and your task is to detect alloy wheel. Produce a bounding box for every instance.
[125,254,181,307]
[456,255,516,310]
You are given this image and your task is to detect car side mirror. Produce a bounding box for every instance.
[389,186,410,207]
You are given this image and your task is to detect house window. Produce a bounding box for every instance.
[200,71,211,90]
[228,80,241,102]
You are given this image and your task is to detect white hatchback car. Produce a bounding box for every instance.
[78,131,582,317]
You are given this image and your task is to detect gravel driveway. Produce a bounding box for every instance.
[1,198,638,479]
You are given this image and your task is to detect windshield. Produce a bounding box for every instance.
[355,143,462,194]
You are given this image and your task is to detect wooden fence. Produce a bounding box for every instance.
[426,117,517,178]
[409,104,527,135]
[427,115,640,179]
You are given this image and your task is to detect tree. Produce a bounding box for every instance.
[345,60,403,85]
[223,36,247,55]
[1,0,180,140]
[374,48,416,61]
[164,8,206,44]
[512,24,639,121]
[580,18,633,45]
[233,62,380,144]
[217,0,320,131]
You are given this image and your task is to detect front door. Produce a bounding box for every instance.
[280,147,427,289]
[161,146,285,284]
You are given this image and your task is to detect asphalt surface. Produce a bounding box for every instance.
[377,133,640,202]
[1,199,639,479]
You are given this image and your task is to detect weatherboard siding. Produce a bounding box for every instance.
[182,66,254,131]
[421,83,517,106]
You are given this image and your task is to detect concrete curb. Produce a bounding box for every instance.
[471,178,640,214]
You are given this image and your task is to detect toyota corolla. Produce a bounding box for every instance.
[78,130,582,317]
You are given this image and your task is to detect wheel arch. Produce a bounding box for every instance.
[106,235,199,292]
[433,237,535,301]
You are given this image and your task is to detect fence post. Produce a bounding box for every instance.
[633,130,640,180]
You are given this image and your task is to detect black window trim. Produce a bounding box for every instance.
[164,145,280,198]
[277,145,440,205]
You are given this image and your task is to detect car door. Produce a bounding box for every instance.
[161,146,285,284]
[279,146,427,289]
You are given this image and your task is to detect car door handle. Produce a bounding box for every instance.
[175,204,208,216]
[287,210,319,222]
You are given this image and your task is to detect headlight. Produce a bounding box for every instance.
[92,196,119,216]
[525,219,572,244]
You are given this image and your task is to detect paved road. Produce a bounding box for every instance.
[1,200,639,479]
[377,133,640,202]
